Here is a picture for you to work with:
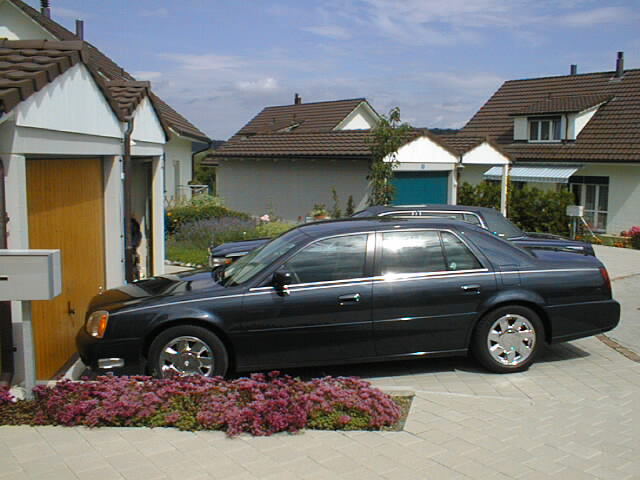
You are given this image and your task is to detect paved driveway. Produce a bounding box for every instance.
[1,247,639,480]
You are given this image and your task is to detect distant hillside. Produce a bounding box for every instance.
[429,128,460,135]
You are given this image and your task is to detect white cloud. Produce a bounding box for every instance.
[556,7,633,27]
[132,71,163,81]
[235,77,280,93]
[303,25,352,40]
[159,53,244,72]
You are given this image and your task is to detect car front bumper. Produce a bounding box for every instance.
[75,327,146,375]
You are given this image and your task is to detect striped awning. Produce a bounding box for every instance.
[484,166,579,184]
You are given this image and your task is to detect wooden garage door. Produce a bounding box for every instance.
[27,158,105,379]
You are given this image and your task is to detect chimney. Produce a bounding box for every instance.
[570,64,577,75]
[294,93,302,105]
[75,19,84,40]
[615,51,624,77]
[40,0,51,18]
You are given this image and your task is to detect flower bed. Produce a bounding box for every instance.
[0,373,405,437]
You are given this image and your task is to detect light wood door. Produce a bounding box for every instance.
[27,158,106,379]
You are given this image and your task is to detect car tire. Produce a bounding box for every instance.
[472,305,543,373]
[148,325,228,378]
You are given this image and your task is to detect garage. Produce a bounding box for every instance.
[392,171,449,205]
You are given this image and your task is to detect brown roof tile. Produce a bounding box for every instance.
[237,98,367,135]
[211,131,374,158]
[510,94,612,115]
[0,39,85,114]
[106,80,150,118]
[461,68,640,163]
[7,0,209,142]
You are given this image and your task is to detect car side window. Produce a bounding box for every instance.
[441,232,482,271]
[283,234,367,284]
[380,231,446,275]
[419,211,464,221]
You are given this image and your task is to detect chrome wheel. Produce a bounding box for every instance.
[487,314,536,366]
[158,335,214,377]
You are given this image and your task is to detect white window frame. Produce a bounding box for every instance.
[528,116,562,142]
[570,181,609,232]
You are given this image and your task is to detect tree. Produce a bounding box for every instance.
[366,107,412,206]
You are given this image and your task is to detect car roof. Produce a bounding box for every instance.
[356,204,498,216]
[296,216,486,239]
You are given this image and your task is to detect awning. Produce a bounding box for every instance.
[484,166,579,184]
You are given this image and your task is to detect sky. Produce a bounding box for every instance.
[31,0,640,141]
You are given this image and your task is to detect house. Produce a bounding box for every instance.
[451,52,640,235]
[0,0,209,380]
[209,95,512,220]
[210,96,380,221]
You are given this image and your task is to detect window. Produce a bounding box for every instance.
[380,231,445,275]
[570,176,609,231]
[284,234,367,284]
[441,232,482,271]
[529,117,561,142]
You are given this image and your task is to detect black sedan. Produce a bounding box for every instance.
[209,204,594,266]
[77,218,619,378]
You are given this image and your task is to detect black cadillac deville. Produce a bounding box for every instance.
[77,218,619,378]
[209,204,595,267]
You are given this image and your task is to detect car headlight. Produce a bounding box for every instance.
[86,310,109,338]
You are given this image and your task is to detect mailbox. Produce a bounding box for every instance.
[566,205,585,217]
[0,250,62,301]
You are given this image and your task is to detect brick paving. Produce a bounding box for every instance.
[1,247,639,479]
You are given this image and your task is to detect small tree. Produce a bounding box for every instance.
[345,195,356,216]
[330,187,342,219]
[366,107,412,206]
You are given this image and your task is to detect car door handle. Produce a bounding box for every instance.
[338,293,360,304]
[461,284,480,294]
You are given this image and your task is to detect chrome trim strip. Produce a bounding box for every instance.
[112,293,246,315]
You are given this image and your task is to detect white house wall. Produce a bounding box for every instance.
[336,104,378,130]
[131,97,166,145]
[462,143,510,165]
[15,64,122,139]
[574,164,640,235]
[513,117,527,140]
[459,165,487,186]
[571,105,599,140]
[0,1,58,41]
[164,135,193,204]
[13,127,121,156]
[393,136,458,165]
[217,158,370,222]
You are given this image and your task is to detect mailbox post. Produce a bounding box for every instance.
[0,250,62,398]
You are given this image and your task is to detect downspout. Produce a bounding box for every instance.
[123,116,135,283]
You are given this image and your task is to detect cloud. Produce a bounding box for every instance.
[132,71,163,81]
[303,25,352,40]
[140,7,169,18]
[159,53,244,72]
[235,77,280,93]
[422,72,505,92]
[556,7,634,27]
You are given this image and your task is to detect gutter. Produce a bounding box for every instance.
[122,116,135,283]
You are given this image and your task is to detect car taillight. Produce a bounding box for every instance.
[599,267,611,292]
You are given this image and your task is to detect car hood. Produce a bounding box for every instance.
[87,270,232,313]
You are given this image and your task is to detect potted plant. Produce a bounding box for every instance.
[310,204,330,220]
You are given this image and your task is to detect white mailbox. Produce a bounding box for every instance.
[0,249,62,301]
[566,205,585,217]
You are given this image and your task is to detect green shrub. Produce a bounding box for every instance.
[166,195,249,235]
[255,221,294,238]
[458,181,573,236]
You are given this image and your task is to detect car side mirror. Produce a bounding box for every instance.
[272,271,292,296]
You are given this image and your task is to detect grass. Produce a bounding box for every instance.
[165,244,208,266]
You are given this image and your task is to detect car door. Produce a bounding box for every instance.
[372,229,496,356]
[237,233,375,370]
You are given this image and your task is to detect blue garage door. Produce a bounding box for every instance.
[392,171,449,205]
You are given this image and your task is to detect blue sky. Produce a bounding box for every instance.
[35,0,640,140]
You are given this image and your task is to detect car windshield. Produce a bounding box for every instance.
[219,230,304,287]
[482,210,525,239]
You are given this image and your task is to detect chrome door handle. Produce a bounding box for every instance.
[338,293,360,304]
[461,284,480,293]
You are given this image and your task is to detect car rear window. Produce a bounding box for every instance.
[441,232,482,271]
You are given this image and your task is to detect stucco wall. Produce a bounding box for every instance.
[0,2,58,40]
[164,136,193,204]
[574,164,640,234]
[217,158,370,221]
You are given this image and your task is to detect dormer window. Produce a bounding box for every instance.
[529,116,561,142]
